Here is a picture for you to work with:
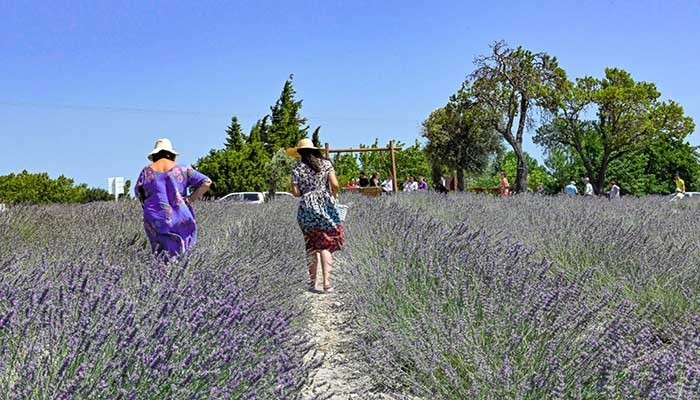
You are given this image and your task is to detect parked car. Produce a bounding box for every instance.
[267,191,294,200]
[669,191,700,202]
[218,192,265,204]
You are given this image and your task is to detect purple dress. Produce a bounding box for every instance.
[134,165,210,256]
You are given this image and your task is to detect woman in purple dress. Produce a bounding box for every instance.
[135,138,211,257]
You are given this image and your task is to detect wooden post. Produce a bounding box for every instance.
[324,142,330,159]
[389,140,398,193]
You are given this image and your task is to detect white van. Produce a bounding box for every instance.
[218,192,265,204]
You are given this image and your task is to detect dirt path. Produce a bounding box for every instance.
[301,259,411,400]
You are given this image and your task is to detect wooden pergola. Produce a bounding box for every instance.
[322,140,402,193]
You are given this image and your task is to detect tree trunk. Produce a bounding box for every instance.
[514,147,529,193]
[594,151,611,195]
[457,169,465,191]
[431,164,443,188]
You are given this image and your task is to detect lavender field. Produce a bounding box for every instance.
[1,194,699,399]
[0,200,316,399]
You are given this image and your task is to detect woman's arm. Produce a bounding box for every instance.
[188,180,211,203]
[291,182,301,197]
[328,172,340,197]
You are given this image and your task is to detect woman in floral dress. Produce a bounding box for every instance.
[135,138,211,257]
[289,139,344,293]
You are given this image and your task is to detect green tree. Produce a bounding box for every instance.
[641,135,700,193]
[81,186,112,202]
[471,41,566,193]
[333,153,360,187]
[354,139,431,187]
[0,171,110,204]
[422,85,503,190]
[265,149,296,199]
[471,152,550,192]
[224,116,245,151]
[357,139,385,176]
[248,116,269,144]
[394,140,432,187]
[536,68,696,194]
[311,126,322,148]
[194,142,271,198]
[543,148,587,194]
[267,75,309,154]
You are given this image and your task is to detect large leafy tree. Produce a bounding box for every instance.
[332,153,360,187]
[422,84,503,190]
[471,41,566,193]
[265,149,296,198]
[535,68,696,194]
[195,142,271,197]
[355,139,431,185]
[543,148,587,194]
[0,171,111,204]
[267,75,309,154]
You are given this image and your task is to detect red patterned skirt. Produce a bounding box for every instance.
[303,225,345,253]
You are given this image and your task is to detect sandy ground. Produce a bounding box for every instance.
[300,258,416,400]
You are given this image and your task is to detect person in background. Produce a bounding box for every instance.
[369,172,381,187]
[289,138,344,294]
[402,176,412,192]
[607,180,620,199]
[403,176,418,192]
[583,177,594,197]
[135,138,211,258]
[345,178,358,189]
[499,172,510,197]
[358,171,369,187]
[675,174,686,193]
[381,172,394,194]
[536,182,545,195]
[565,181,578,197]
[417,176,428,191]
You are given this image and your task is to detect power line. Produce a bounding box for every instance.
[0,100,423,123]
[0,101,229,116]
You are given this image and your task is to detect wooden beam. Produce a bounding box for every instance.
[328,147,398,153]
[326,146,402,154]
[390,140,398,193]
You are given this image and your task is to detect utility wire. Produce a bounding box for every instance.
[0,100,422,123]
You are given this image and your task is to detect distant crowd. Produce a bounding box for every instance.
[343,171,429,194]
[342,170,687,200]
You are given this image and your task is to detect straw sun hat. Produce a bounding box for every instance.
[148,138,180,161]
[285,138,320,159]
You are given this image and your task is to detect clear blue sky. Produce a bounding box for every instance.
[2,0,698,189]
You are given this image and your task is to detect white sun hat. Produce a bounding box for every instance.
[148,138,180,161]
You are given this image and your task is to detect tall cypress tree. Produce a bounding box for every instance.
[268,75,309,154]
[224,116,245,151]
[311,126,322,148]
[248,118,263,143]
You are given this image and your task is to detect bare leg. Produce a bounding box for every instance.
[320,250,333,292]
[308,251,320,289]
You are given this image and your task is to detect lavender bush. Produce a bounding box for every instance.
[342,193,700,399]
[0,200,317,399]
